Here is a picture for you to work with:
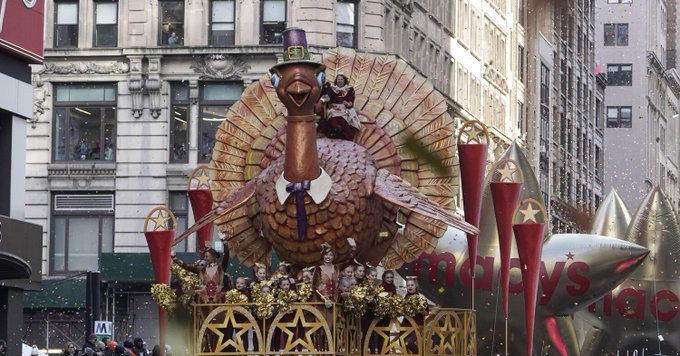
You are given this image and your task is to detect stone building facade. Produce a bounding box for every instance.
[524,0,606,233]
[596,0,680,212]
[25,0,523,348]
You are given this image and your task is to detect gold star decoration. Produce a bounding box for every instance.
[431,313,460,353]
[206,307,257,353]
[188,164,212,191]
[496,162,517,182]
[457,119,489,145]
[519,202,541,223]
[195,170,211,189]
[151,211,171,231]
[273,306,326,352]
[371,318,419,354]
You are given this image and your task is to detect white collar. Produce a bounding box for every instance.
[275,168,332,205]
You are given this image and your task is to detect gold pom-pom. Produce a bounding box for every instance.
[276,289,298,314]
[253,293,277,319]
[224,290,248,304]
[403,294,428,317]
[360,279,385,306]
[374,293,404,319]
[296,283,313,302]
[342,286,368,316]
[171,261,201,307]
[151,283,176,312]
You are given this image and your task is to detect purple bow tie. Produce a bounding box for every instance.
[286,180,311,241]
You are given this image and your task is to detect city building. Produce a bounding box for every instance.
[0,0,45,353]
[595,0,680,212]
[25,0,522,347]
[525,0,606,233]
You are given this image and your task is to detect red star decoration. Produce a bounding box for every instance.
[566,252,575,260]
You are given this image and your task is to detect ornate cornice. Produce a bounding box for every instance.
[190,54,251,80]
[39,62,130,75]
[48,164,116,178]
[31,78,47,129]
[483,64,509,93]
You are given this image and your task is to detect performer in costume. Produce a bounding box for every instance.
[251,262,269,289]
[171,241,230,304]
[380,270,397,294]
[314,241,356,351]
[404,276,429,353]
[317,73,361,141]
[353,261,366,285]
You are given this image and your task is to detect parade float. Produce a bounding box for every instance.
[141,28,679,355]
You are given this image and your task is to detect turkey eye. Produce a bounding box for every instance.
[316,71,326,87]
[271,73,281,88]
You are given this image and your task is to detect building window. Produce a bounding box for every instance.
[170,83,189,163]
[518,45,525,83]
[518,0,524,26]
[607,0,632,3]
[336,0,357,48]
[604,23,628,46]
[606,106,632,128]
[260,0,286,44]
[607,64,632,86]
[160,1,184,46]
[53,83,117,162]
[169,192,189,252]
[199,82,244,163]
[51,194,114,274]
[55,2,79,48]
[210,0,235,46]
[518,100,525,133]
[94,1,117,47]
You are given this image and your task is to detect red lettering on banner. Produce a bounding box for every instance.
[566,262,590,296]
[539,261,565,305]
[509,258,523,293]
[413,252,457,287]
[651,290,679,321]
[616,288,645,319]
[461,256,494,291]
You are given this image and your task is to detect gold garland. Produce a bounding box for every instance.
[224,289,249,304]
[403,294,428,317]
[151,283,177,312]
[374,292,404,319]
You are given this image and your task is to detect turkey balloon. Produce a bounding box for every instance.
[172,28,477,270]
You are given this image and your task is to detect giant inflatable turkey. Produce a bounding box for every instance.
[173,28,477,269]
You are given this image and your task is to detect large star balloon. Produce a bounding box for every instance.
[398,142,650,355]
[580,187,680,355]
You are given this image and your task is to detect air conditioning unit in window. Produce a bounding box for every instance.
[54,194,114,212]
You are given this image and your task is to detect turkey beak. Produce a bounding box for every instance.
[286,80,312,107]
